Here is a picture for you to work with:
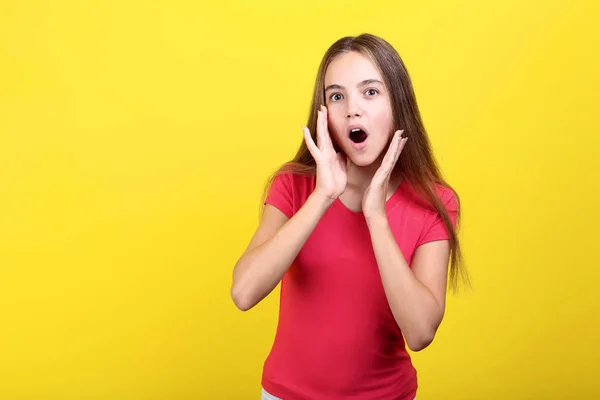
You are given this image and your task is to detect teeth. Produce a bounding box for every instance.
[351,128,361,132]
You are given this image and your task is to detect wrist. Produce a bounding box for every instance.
[310,189,337,208]
[365,211,388,229]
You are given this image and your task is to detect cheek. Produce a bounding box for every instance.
[374,106,394,134]
[327,113,346,140]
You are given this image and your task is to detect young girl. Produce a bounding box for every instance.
[231,33,469,400]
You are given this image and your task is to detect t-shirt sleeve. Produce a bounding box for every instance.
[264,173,294,218]
[416,188,458,247]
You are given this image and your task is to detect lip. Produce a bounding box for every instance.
[347,124,369,150]
[347,124,369,136]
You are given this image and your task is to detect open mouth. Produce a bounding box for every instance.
[349,127,368,143]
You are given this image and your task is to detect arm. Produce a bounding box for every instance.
[230,191,334,311]
[367,216,450,351]
[231,104,346,311]
[361,131,451,351]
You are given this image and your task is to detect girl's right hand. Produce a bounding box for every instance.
[303,105,347,201]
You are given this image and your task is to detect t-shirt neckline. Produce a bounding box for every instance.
[332,177,405,217]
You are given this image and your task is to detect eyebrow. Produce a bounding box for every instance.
[325,79,384,92]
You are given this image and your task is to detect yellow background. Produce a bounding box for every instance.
[1,0,599,398]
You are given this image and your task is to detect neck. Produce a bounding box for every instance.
[345,153,402,192]
[346,162,380,190]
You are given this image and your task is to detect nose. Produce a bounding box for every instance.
[345,96,362,119]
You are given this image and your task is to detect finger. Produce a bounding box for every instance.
[316,108,327,150]
[303,126,320,158]
[318,105,331,151]
[381,131,403,174]
[373,132,403,185]
[321,105,334,150]
[392,135,408,166]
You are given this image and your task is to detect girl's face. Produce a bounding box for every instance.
[324,51,395,167]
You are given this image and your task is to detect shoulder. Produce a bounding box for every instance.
[271,171,315,195]
[265,171,315,218]
[398,181,459,233]
[425,183,460,232]
[401,180,457,212]
[435,184,458,212]
[403,182,459,246]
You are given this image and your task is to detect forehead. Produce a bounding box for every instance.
[324,51,382,85]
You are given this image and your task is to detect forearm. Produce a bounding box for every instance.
[232,190,334,311]
[367,216,443,351]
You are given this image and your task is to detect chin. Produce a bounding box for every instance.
[347,151,380,167]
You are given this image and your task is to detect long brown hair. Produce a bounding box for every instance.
[261,33,470,292]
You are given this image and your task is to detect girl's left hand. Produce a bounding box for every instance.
[362,130,408,222]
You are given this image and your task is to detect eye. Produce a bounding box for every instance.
[329,93,344,102]
[365,88,379,96]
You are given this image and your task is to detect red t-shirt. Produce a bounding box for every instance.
[261,172,458,400]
